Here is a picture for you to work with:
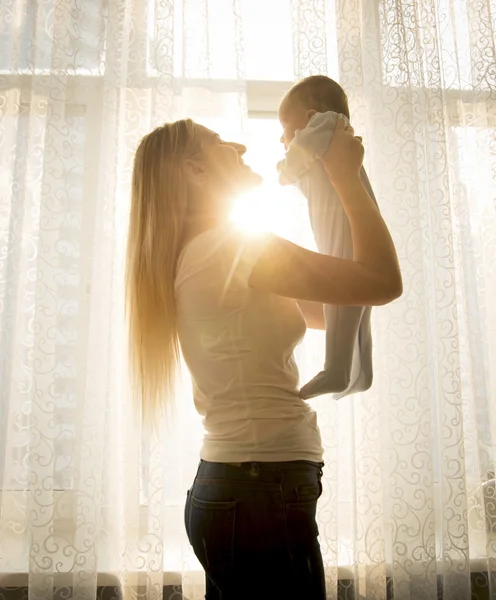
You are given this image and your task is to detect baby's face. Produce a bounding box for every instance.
[278,98,314,150]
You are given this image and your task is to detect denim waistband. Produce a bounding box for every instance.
[196,459,325,481]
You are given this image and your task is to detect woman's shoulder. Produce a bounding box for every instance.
[180,225,272,264]
[176,224,275,288]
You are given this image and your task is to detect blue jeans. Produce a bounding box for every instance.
[184,459,326,599]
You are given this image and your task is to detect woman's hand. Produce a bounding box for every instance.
[320,118,364,187]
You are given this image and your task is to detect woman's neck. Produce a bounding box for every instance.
[182,214,230,247]
[182,187,233,247]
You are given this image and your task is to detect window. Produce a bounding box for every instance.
[379,0,495,96]
[3,0,496,578]
[0,0,106,75]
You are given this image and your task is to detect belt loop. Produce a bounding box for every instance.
[250,462,260,477]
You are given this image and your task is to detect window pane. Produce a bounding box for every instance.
[380,0,484,91]
[149,0,294,81]
[0,0,106,75]
[242,0,294,81]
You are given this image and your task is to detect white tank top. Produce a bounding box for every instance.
[175,225,323,463]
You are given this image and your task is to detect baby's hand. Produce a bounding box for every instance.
[320,118,364,186]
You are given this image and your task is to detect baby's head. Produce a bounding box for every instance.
[278,75,350,149]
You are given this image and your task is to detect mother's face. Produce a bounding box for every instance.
[190,125,262,204]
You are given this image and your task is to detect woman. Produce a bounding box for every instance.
[126,118,402,599]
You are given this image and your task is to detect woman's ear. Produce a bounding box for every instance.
[184,158,209,185]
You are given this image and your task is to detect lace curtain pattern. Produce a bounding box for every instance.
[1,0,496,599]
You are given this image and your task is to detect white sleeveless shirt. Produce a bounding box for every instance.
[174,225,323,463]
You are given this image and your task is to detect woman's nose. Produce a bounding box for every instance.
[230,142,246,155]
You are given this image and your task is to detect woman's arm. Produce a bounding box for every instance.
[296,300,325,330]
[249,119,402,306]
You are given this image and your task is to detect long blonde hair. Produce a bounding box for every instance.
[126,119,197,428]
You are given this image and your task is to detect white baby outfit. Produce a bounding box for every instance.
[277,111,375,400]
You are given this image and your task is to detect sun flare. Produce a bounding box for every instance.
[230,184,290,234]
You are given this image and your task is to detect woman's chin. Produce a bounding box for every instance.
[239,169,263,191]
[222,168,262,199]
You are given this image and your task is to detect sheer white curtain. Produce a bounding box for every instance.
[311,0,496,597]
[0,1,247,598]
[1,0,496,599]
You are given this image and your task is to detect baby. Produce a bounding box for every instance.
[277,75,375,400]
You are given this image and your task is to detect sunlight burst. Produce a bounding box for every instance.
[231,185,288,234]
